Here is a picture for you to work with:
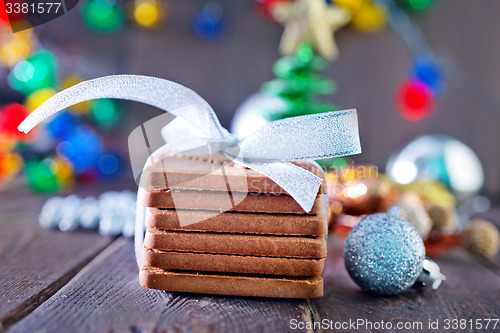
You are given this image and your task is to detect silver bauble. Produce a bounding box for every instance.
[230,93,284,137]
[389,193,432,239]
[386,135,484,200]
[344,213,426,296]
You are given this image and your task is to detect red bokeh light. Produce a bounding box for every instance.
[0,103,29,140]
[257,0,291,19]
[397,80,435,121]
[1,0,27,24]
[0,0,9,25]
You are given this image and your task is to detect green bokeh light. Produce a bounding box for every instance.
[296,44,314,64]
[25,160,60,193]
[81,0,125,33]
[8,50,57,95]
[331,158,348,170]
[261,43,337,122]
[91,99,121,130]
[398,0,436,11]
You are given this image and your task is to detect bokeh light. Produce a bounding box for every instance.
[8,50,57,94]
[0,103,29,140]
[25,158,60,193]
[25,88,57,113]
[91,99,121,130]
[193,2,224,39]
[98,153,120,176]
[397,80,434,121]
[411,57,444,95]
[351,2,388,33]
[133,0,162,28]
[398,0,436,11]
[81,0,125,33]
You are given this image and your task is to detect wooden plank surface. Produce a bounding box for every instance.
[312,239,500,332]
[0,180,134,331]
[8,238,311,333]
[7,232,500,332]
[0,224,113,330]
[2,189,499,332]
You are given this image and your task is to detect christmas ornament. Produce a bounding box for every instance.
[344,213,445,295]
[386,135,484,200]
[424,218,499,259]
[327,164,395,217]
[389,192,432,239]
[230,93,286,137]
[399,180,456,209]
[426,203,457,231]
[392,181,458,232]
[460,219,500,258]
[272,0,350,60]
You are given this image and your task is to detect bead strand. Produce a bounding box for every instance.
[38,191,136,237]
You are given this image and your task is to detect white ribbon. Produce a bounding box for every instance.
[18,75,361,267]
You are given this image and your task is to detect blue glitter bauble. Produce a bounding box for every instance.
[344,213,425,296]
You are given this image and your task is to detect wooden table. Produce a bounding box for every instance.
[1,183,499,333]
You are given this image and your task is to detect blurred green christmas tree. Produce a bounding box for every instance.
[260,43,338,121]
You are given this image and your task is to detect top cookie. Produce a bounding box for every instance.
[139,153,326,195]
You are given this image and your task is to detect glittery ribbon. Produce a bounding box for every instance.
[18,74,361,267]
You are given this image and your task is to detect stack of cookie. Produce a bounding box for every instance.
[138,153,328,298]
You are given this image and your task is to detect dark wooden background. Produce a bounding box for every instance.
[32,0,500,198]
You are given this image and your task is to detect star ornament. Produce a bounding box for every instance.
[272,0,351,61]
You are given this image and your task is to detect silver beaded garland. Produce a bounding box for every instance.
[38,191,136,237]
[344,213,425,296]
